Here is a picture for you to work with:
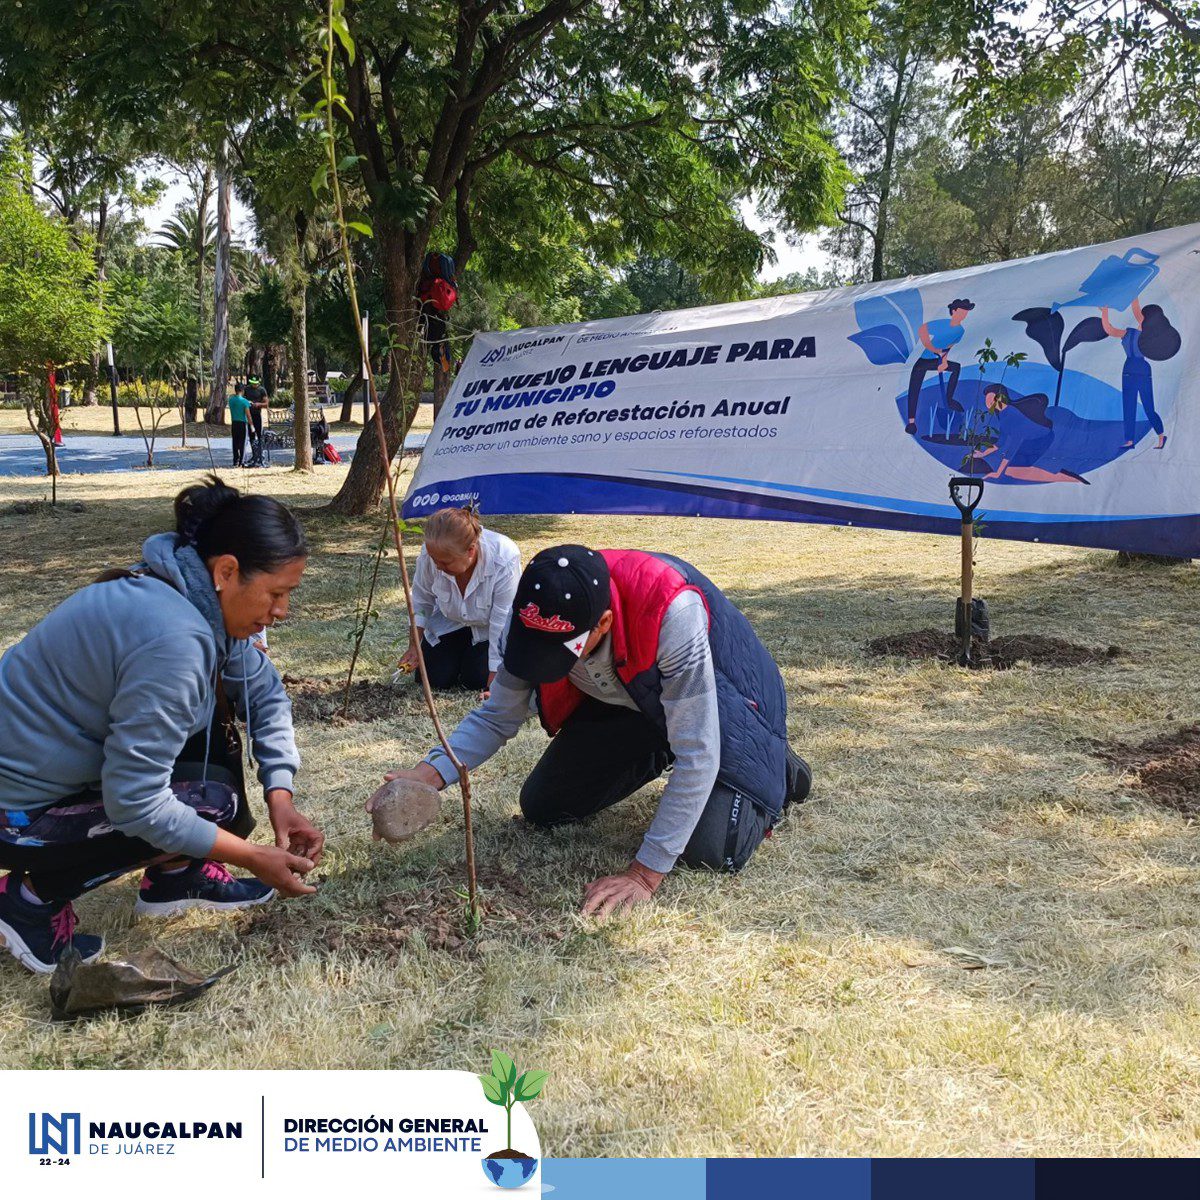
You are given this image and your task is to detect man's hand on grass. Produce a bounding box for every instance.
[581,861,665,919]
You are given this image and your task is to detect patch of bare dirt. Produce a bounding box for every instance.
[866,629,1122,670]
[283,674,414,723]
[244,867,566,960]
[1090,725,1200,816]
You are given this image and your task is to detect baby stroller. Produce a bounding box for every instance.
[310,406,341,464]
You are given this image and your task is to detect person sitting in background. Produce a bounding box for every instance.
[397,507,521,693]
[381,545,811,917]
[0,476,323,975]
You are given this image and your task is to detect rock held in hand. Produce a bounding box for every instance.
[369,778,441,844]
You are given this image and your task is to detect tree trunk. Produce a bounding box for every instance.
[315,346,328,385]
[85,350,100,405]
[339,367,362,423]
[327,251,421,515]
[291,275,312,472]
[263,348,276,397]
[432,358,451,420]
[873,44,909,284]
[185,374,199,422]
[207,140,233,423]
[25,392,60,478]
[85,195,108,405]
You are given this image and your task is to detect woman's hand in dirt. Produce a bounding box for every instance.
[581,861,665,919]
[266,791,325,863]
[374,762,444,809]
[248,845,318,898]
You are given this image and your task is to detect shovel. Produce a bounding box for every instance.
[948,476,985,666]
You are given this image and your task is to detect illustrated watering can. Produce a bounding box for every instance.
[1051,247,1159,313]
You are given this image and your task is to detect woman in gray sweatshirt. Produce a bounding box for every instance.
[0,476,324,974]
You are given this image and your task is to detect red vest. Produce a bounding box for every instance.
[537,550,709,733]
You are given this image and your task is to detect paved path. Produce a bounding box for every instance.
[0,431,428,476]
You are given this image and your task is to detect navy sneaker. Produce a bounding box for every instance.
[0,874,104,975]
[134,860,274,917]
[784,748,812,808]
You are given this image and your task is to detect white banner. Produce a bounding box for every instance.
[405,225,1200,556]
[2,1070,542,1197]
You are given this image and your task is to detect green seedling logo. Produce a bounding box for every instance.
[478,1050,547,1187]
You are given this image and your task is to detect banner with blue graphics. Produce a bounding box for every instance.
[404,225,1200,556]
[7,1070,1198,1198]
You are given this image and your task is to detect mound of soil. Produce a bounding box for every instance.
[283,674,414,724]
[865,629,1122,670]
[244,867,565,960]
[1090,724,1200,816]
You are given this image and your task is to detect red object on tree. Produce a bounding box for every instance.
[47,363,63,446]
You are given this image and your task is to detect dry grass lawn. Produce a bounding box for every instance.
[0,458,1196,1157]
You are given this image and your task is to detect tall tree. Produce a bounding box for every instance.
[209,139,234,421]
[0,102,158,403]
[0,143,108,475]
[823,0,952,281]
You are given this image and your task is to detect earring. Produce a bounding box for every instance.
[215,585,222,593]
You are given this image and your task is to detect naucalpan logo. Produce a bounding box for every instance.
[479,334,567,365]
[28,1110,242,1158]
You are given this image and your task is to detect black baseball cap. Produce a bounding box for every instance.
[502,545,612,683]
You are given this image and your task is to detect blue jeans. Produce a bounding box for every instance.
[1123,362,1163,442]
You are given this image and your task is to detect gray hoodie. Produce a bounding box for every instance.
[0,533,300,858]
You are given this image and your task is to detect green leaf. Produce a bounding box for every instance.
[491,1049,517,1088]
[345,220,373,237]
[331,12,356,63]
[478,1074,507,1105]
[513,1069,549,1102]
[310,163,328,197]
[338,154,363,172]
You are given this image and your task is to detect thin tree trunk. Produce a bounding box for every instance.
[291,275,312,471]
[195,166,213,419]
[327,247,419,515]
[208,139,233,423]
[432,359,451,420]
[873,44,909,284]
[86,196,109,405]
[339,367,362,423]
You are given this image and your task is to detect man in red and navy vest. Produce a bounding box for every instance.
[386,545,810,917]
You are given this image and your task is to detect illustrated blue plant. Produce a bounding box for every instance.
[847,287,923,365]
[479,1050,548,1153]
[1013,308,1107,407]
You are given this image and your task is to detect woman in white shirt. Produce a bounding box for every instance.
[400,507,522,692]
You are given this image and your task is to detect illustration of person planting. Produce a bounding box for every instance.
[904,298,974,435]
[970,385,1089,484]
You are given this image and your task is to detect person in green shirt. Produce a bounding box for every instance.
[228,382,252,466]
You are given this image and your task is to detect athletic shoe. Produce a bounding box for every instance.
[784,748,812,808]
[0,873,104,975]
[134,860,274,917]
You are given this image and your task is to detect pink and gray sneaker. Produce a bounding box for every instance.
[0,873,104,975]
[134,860,275,917]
